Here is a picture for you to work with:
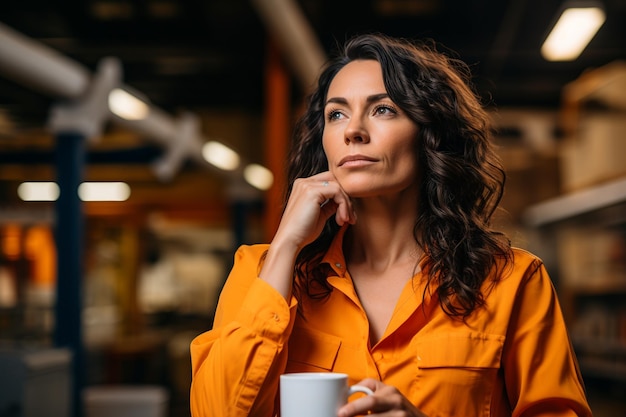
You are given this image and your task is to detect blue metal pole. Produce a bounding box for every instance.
[54,131,85,417]
[232,201,247,249]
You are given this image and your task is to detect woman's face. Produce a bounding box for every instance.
[322,59,420,198]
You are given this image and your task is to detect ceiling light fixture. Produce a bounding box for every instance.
[78,182,131,202]
[244,164,274,190]
[201,141,240,171]
[108,88,150,120]
[17,182,60,201]
[541,3,606,61]
[18,181,131,202]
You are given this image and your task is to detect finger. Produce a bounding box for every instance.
[337,394,377,417]
[353,378,380,391]
[336,200,356,226]
[320,200,339,222]
[301,172,356,225]
[337,379,379,417]
[316,181,354,225]
[289,176,337,211]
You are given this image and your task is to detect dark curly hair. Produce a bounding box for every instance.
[285,33,512,318]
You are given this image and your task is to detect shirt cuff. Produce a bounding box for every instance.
[235,277,298,343]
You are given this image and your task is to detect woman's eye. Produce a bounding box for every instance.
[374,105,395,116]
[327,110,343,121]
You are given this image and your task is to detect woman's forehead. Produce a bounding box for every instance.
[327,60,385,98]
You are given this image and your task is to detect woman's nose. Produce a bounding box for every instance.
[344,117,370,144]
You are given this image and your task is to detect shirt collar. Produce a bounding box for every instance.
[321,224,350,277]
[320,224,431,280]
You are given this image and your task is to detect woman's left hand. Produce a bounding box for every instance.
[337,379,428,417]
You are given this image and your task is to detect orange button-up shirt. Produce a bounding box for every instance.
[190,228,592,417]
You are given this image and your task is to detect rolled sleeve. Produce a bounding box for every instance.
[190,245,298,417]
[235,278,297,341]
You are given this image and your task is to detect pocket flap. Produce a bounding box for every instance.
[416,332,504,369]
[288,327,342,370]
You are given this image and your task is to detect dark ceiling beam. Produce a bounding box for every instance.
[484,0,528,82]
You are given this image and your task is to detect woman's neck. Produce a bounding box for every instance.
[345,194,421,272]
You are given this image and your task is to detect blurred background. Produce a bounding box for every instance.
[0,0,625,416]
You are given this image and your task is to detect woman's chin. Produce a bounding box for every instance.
[342,181,415,200]
[342,185,382,199]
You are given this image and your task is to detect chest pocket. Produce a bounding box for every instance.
[286,326,342,372]
[414,332,505,417]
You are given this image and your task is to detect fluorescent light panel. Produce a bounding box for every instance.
[18,182,60,201]
[78,182,131,201]
[541,6,606,61]
[18,182,131,202]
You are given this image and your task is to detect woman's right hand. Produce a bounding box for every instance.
[258,171,356,299]
[274,171,356,251]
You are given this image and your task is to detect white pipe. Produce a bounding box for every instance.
[250,0,326,91]
[0,23,237,183]
[0,22,90,99]
[111,107,178,147]
[48,57,122,141]
[0,22,264,193]
[0,22,183,145]
[0,22,183,143]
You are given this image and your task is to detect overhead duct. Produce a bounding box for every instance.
[0,22,261,188]
[0,23,89,99]
[250,0,327,91]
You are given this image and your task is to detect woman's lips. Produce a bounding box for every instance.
[338,154,377,167]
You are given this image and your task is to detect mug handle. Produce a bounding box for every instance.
[348,385,374,397]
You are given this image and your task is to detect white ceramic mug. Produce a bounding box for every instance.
[280,372,374,417]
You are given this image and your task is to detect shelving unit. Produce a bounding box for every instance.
[523,177,626,384]
[567,283,626,382]
[523,177,626,228]
[521,64,626,416]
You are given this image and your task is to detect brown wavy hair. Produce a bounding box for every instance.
[285,33,511,318]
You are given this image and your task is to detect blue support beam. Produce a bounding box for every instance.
[54,131,86,417]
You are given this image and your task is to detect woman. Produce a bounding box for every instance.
[190,34,592,417]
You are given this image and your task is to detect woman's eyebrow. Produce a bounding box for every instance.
[324,93,390,107]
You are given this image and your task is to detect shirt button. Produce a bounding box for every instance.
[335,263,342,268]
[272,313,279,322]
